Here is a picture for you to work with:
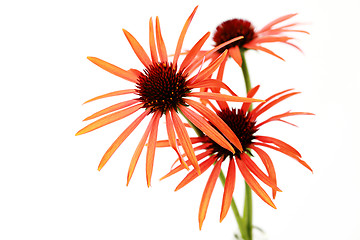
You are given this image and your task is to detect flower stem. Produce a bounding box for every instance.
[240,48,253,240]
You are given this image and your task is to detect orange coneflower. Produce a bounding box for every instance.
[159,85,313,229]
[76,6,262,187]
[202,13,308,67]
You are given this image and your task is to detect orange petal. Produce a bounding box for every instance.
[173,6,198,66]
[179,105,235,153]
[87,57,138,83]
[170,109,200,174]
[76,103,143,136]
[220,159,236,222]
[188,79,237,96]
[188,92,264,103]
[241,85,260,112]
[97,109,150,171]
[258,13,298,33]
[250,145,278,198]
[180,32,210,72]
[257,111,314,128]
[123,29,152,68]
[199,160,222,230]
[166,111,189,170]
[229,46,243,68]
[149,17,158,63]
[235,155,276,209]
[251,89,293,116]
[83,89,136,104]
[244,44,285,61]
[185,99,242,152]
[127,112,157,185]
[155,17,168,62]
[146,111,161,187]
[83,99,139,121]
[256,135,301,157]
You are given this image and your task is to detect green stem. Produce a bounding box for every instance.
[240,48,253,240]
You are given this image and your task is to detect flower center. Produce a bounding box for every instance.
[136,62,189,113]
[209,108,258,159]
[213,19,256,53]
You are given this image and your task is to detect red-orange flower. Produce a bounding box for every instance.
[205,14,308,67]
[158,86,313,229]
[76,7,262,187]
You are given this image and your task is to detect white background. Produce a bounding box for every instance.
[1,0,359,239]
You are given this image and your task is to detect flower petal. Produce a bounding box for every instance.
[241,85,260,113]
[220,159,236,222]
[87,57,138,83]
[83,89,136,104]
[149,17,158,63]
[256,135,301,157]
[229,46,243,68]
[258,13,298,33]
[123,29,152,68]
[146,111,161,187]
[244,44,285,61]
[76,103,143,135]
[155,17,168,62]
[256,111,314,128]
[97,109,150,171]
[199,159,222,230]
[188,92,263,103]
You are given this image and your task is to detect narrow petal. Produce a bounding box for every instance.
[258,13,298,33]
[188,92,263,103]
[180,32,210,72]
[199,160,222,230]
[187,79,237,96]
[83,89,136,104]
[244,44,285,61]
[252,92,300,119]
[146,111,162,187]
[253,142,312,172]
[229,46,243,68]
[256,135,301,157]
[87,57,138,83]
[173,6,198,66]
[179,105,235,153]
[171,108,201,174]
[242,153,281,191]
[185,99,243,152]
[176,155,217,191]
[256,111,314,128]
[97,109,150,171]
[251,36,293,44]
[84,99,139,121]
[149,17,158,62]
[241,85,260,113]
[123,29,152,68]
[155,17,168,62]
[251,89,293,115]
[235,156,276,208]
[250,145,278,198]
[220,159,236,222]
[76,103,143,136]
[127,112,157,185]
[166,111,189,170]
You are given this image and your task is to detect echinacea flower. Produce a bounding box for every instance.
[158,85,313,229]
[76,6,262,187]
[205,13,308,67]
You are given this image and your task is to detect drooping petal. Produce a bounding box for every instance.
[87,57,138,83]
[251,36,293,44]
[229,46,243,68]
[155,17,168,62]
[83,99,139,121]
[250,145,278,198]
[123,29,152,68]
[185,99,243,152]
[179,105,235,153]
[171,108,200,174]
[165,111,189,170]
[146,111,161,187]
[97,109,150,171]
[173,6,198,67]
[253,142,312,172]
[235,155,276,209]
[199,159,222,230]
[149,17,158,62]
[187,79,237,96]
[256,111,314,128]
[83,89,136,104]
[127,111,157,185]
[244,44,285,61]
[256,135,301,157]
[258,13,298,33]
[176,155,217,191]
[76,103,143,135]
[220,159,236,222]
